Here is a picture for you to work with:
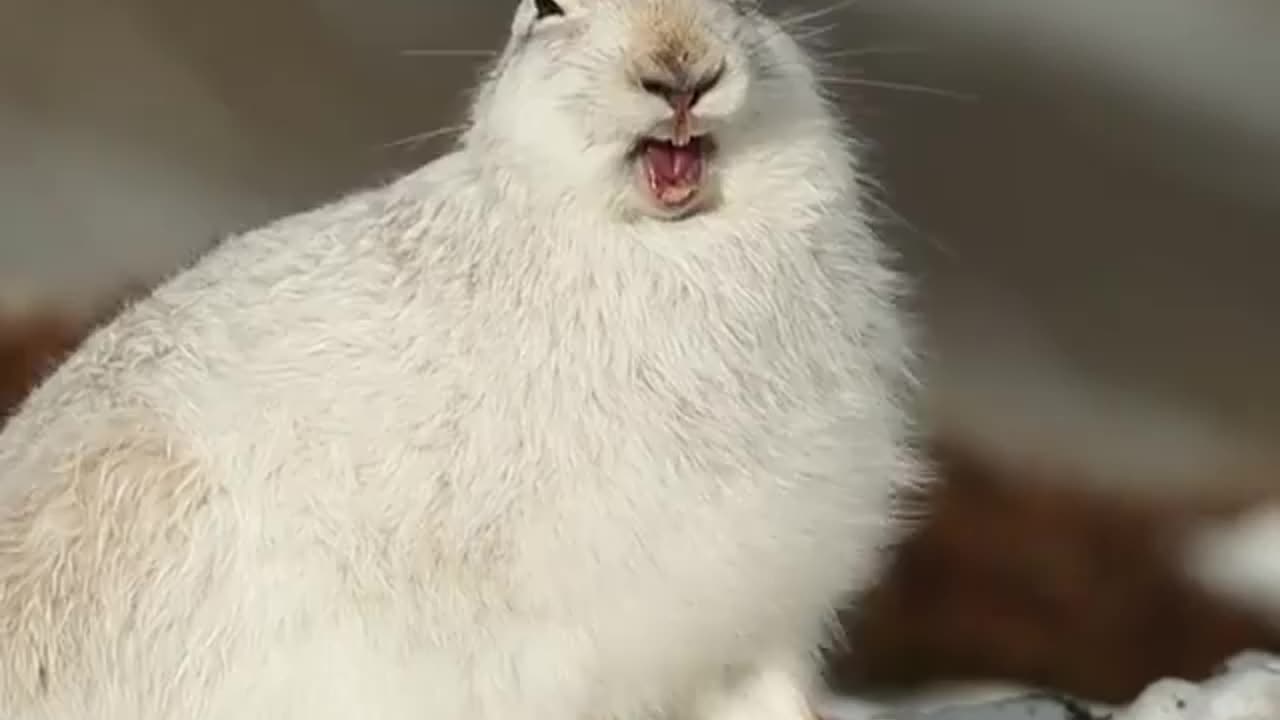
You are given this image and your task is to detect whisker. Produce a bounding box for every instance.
[380,124,469,151]
[399,49,497,58]
[790,23,838,43]
[777,0,863,30]
[820,45,928,59]
[742,0,867,59]
[821,76,977,101]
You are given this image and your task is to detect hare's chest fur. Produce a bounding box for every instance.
[278,215,896,704]
[244,206,890,616]
[149,182,897,684]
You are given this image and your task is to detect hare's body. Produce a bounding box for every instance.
[0,1,917,718]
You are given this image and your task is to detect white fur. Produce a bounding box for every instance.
[0,0,919,718]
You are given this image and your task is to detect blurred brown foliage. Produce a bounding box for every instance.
[829,441,1280,703]
[0,312,87,418]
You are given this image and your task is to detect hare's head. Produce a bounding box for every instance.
[467,0,838,221]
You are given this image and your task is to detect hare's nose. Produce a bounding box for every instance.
[640,64,725,112]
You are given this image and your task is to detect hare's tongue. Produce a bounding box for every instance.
[644,141,703,190]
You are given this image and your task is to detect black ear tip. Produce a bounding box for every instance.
[534,0,565,20]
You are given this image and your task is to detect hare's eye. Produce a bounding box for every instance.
[533,0,564,19]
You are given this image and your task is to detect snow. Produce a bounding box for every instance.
[820,652,1280,720]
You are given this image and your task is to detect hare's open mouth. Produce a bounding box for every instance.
[633,134,715,213]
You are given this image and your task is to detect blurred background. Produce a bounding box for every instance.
[2,0,1279,706]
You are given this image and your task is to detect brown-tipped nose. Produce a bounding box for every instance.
[639,64,725,111]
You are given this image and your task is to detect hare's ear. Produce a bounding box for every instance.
[534,0,565,20]
[512,0,576,34]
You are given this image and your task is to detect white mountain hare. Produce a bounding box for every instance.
[0,0,920,718]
